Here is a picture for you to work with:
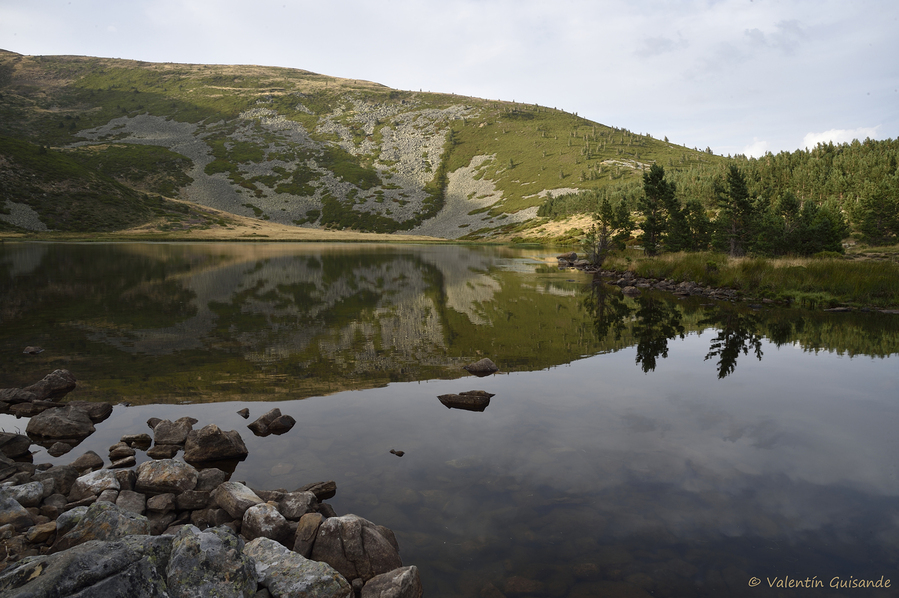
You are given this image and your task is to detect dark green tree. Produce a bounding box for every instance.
[715,165,756,256]
[638,164,676,255]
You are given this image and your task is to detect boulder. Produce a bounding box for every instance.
[311,514,403,582]
[25,405,95,440]
[0,433,32,459]
[267,415,296,436]
[66,401,113,424]
[0,535,174,597]
[166,525,257,598]
[116,490,147,515]
[135,459,198,496]
[462,358,498,377]
[0,493,34,531]
[7,481,45,508]
[278,491,317,520]
[152,417,197,446]
[22,369,77,401]
[241,502,292,545]
[51,501,149,552]
[247,408,282,437]
[70,450,104,472]
[299,480,337,501]
[47,442,74,457]
[33,465,80,496]
[361,566,423,598]
[196,468,229,492]
[244,536,351,598]
[183,424,249,465]
[293,512,324,557]
[147,444,181,459]
[437,390,495,412]
[69,469,120,501]
[212,481,263,520]
[120,433,152,449]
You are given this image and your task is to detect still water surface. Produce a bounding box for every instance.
[1,242,898,597]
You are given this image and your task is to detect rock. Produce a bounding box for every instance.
[621,285,641,297]
[51,501,150,552]
[0,433,31,459]
[97,488,119,503]
[116,489,147,515]
[147,417,163,430]
[10,400,57,417]
[195,468,228,492]
[0,494,34,531]
[32,465,79,496]
[147,443,181,459]
[115,468,137,491]
[176,489,210,511]
[54,506,88,536]
[166,525,258,598]
[108,442,136,461]
[311,514,403,582]
[0,534,174,597]
[247,408,282,437]
[24,521,56,544]
[135,459,198,496]
[244,536,352,598]
[556,252,577,261]
[22,369,77,401]
[242,502,292,544]
[46,441,74,457]
[462,358,499,376]
[437,390,495,412]
[212,481,263,519]
[183,424,249,465]
[299,480,337,501]
[22,346,43,355]
[120,433,152,449]
[267,415,296,435]
[146,493,177,514]
[361,566,423,598]
[70,450,104,472]
[152,417,197,446]
[25,405,95,440]
[66,401,113,423]
[108,455,137,469]
[278,491,317,520]
[69,469,120,502]
[7,481,45,508]
[293,512,324,557]
[237,408,250,419]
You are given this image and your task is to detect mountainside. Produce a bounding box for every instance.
[0,50,723,239]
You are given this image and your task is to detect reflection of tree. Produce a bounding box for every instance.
[581,281,632,342]
[632,295,685,373]
[701,308,764,378]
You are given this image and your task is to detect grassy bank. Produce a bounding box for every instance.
[601,250,899,309]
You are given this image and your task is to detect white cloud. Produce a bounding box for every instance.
[803,126,881,149]
[742,138,770,158]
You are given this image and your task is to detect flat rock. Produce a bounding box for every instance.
[25,405,95,440]
[212,481,263,520]
[69,469,120,502]
[183,424,249,464]
[437,390,495,412]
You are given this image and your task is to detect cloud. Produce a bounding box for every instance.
[803,126,881,149]
[742,138,770,158]
[635,35,688,58]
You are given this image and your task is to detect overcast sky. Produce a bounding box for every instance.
[2,0,897,157]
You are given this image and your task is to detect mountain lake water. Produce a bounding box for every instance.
[1,241,898,597]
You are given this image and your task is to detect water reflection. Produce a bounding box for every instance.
[700,308,764,379]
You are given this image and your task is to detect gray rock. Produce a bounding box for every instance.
[183,424,249,465]
[166,525,257,598]
[462,358,499,376]
[621,285,641,297]
[66,401,114,423]
[116,489,147,515]
[248,408,282,436]
[69,469,120,501]
[311,514,403,582]
[147,511,178,535]
[244,536,352,598]
[120,433,152,449]
[146,443,181,459]
[152,417,197,446]
[25,405,95,440]
[278,490,317,519]
[195,468,228,492]
[146,493,177,514]
[0,534,174,598]
[33,465,80,496]
[22,369,77,401]
[176,489,210,511]
[108,442,136,461]
[293,512,324,557]
[55,506,88,536]
[299,480,338,501]
[108,455,137,469]
[267,414,296,435]
[242,502,291,544]
[52,501,150,552]
[361,566,423,598]
[212,481,263,519]
[97,488,119,503]
[135,459,198,495]
[6,481,44,508]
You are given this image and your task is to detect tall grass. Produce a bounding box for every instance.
[604,251,899,308]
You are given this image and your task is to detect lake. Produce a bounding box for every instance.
[2,242,898,597]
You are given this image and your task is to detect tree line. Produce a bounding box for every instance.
[550,137,899,262]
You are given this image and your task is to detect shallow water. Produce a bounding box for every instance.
[2,242,898,597]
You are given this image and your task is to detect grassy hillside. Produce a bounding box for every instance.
[0,50,727,238]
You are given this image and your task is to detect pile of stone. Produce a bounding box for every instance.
[0,436,421,597]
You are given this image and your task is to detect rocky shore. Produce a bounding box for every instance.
[0,371,422,598]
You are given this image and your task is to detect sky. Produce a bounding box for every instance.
[1,0,897,157]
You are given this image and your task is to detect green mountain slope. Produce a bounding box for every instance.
[0,50,724,238]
